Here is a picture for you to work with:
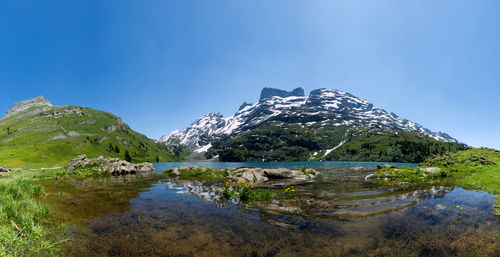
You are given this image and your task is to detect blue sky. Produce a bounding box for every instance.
[0,0,499,149]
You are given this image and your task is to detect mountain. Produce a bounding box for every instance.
[0,96,179,168]
[160,88,464,163]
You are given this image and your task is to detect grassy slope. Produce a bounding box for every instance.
[0,105,177,168]
[326,128,465,162]
[206,124,349,162]
[422,148,500,212]
[207,124,464,163]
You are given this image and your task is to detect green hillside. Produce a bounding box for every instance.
[0,97,179,168]
[324,128,466,163]
[206,125,465,163]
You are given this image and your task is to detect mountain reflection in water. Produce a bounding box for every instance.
[43,163,500,256]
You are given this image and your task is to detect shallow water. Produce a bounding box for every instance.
[41,162,500,256]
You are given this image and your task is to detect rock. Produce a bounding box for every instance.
[294,175,310,180]
[65,155,154,175]
[235,168,269,182]
[351,166,367,171]
[421,167,441,174]
[4,96,53,119]
[377,164,392,170]
[139,162,154,172]
[263,168,303,179]
[259,87,304,101]
[241,170,256,181]
[364,174,377,180]
[66,155,90,170]
[167,165,318,184]
[171,168,180,176]
[180,165,206,172]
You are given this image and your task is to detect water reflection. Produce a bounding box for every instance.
[40,165,500,256]
[157,178,453,222]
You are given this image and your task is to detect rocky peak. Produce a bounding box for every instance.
[205,112,223,118]
[3,96,53,119]
[160,87,459,153]
[259,87,305,102]
[306,88,373,110]
[238,102,253,111]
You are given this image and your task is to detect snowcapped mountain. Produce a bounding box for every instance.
[159,87,457,153]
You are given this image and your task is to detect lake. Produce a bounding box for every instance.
[41,162,500,256]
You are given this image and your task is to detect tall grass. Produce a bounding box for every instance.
[0,179,61,256]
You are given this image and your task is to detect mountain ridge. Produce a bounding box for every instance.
[160,87,459,158]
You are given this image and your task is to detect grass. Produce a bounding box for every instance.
[222,179,275,202]
[0,104,179,168]
[0,170,65,256]
[375,166,448,185]
[66,166,111,180]
[166,167,229,181]
[435,148,500,215]
[377,147,500,214]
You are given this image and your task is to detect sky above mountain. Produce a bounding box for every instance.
[0,0,499,149]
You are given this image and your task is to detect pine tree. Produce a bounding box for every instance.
[124,150,132,162]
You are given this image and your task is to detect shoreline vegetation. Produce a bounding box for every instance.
[0,169,67,256]
[0,147,499,255]
[164,165,319,202]
[0,156,157,256]
[373,147,500,215]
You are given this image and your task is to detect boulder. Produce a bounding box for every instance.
[139,162,154,172]
[421,167,441,174]
[179,165,207,172]
[364,174,377,180]
[167,165,319,184]
[238,168,269,182]
[66,155,90,170]
[65,155,154,175]
[263,168,304,179]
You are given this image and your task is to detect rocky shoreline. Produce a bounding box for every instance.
[166,165,319,186]
[66,155,154,175]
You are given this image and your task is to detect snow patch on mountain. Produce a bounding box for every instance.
[159,87,458,153]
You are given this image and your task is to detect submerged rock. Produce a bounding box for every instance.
[66,155,154,175]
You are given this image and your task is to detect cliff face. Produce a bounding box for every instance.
[3,96,53,120]
[259,87,305,101]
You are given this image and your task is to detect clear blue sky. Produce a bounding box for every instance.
[0,0,499,149]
